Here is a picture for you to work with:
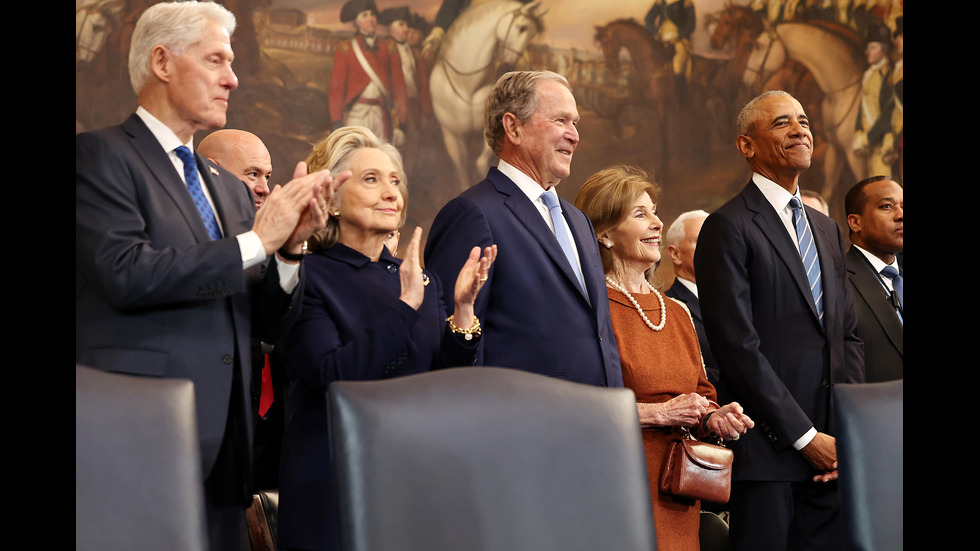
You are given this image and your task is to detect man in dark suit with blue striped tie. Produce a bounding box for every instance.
[695,90,864,551]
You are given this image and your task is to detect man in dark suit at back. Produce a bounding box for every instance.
[844,176,903,382]
[662,209,718,386]
[695,90,864,551]
[75,2,342,548]
[424,70,621,387]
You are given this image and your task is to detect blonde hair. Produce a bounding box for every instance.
[573,165,661,273]
[304,126,407,251]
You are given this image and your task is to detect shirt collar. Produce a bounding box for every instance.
[752,172,801,214]
[853,244,899,275]
[498,159,555,204]
[136,106,193,153]
[675,276,698,298]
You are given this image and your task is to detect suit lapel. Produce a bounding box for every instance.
[669,281,702,322]
[743,183,820,323]
[810,213,839,328]
[490,169,590,303]
[123,115,215,243]
[847,248,903,355]
[198,153,246,237]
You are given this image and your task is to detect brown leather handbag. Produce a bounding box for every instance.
[659,427,733,504]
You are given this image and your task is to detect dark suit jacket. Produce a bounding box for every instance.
[278,244,477,551]
[75,114,301,495]
[695,180,863,481]
[664,279,719,388]
[846,247,903,382]
[424,167,622,387]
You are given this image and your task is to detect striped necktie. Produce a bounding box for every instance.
[789,197,823,325]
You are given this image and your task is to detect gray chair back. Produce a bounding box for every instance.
[328,367,657,551]
[76,365,207,551]
[834,380,903,551]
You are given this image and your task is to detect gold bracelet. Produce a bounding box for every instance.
[446,315,481,341]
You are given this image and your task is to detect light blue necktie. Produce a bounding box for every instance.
[789,197,823,325]
[540,191,585,292]
[880,265,903,323]
[175,146,222,241]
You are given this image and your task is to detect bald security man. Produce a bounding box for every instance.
[198,129,272,209]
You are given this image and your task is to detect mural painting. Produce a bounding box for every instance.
[76,0,903,279]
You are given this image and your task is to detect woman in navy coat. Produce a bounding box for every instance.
[277,126,495,551]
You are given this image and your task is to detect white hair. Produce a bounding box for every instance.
[664,209,709,249]
[128,1,236,94]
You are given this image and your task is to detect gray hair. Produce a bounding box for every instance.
[735,90,790,137]
[664,209,709,250]
[304,126,407,251]
[484,70,571,155]
[128,1,237,95]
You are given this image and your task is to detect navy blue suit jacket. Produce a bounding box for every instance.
[695,180,863,481]
[76,114,301,492]
[424,167,622,387]
[278,244,476,551]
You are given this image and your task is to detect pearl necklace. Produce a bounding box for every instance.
[605,275,667,331]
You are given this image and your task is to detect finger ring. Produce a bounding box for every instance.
[479,276,488,283]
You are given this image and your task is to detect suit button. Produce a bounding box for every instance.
[822,379,830,388]
[387,264,398,274]
[221,354,233,364]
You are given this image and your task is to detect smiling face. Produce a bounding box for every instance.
[337,147,406,251]
[604,192,663,274]
[163,21,238,140]
[736,93,812,191]
[509,79,580,188]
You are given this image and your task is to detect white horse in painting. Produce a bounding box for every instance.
[429,0,547,190]
[76,0,124,66]
[744,23,866,202]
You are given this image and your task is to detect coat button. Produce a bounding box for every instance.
[221,354,233,364]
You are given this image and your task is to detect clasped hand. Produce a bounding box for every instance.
[253,163,349,258]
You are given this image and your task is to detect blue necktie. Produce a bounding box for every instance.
[175,146,222,241]
[880,265,903,323]
[789,197,823,325]
[540,191,585,292]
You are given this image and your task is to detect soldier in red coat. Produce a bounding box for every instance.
[329,0,407,144]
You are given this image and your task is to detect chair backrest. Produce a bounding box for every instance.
[834,380,903,551]
[76,365,207,551]
[328,367,657,551]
